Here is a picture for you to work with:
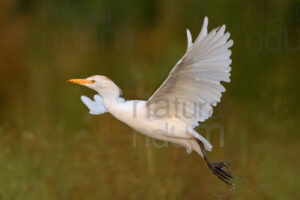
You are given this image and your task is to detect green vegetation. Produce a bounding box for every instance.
[0,0,299,199]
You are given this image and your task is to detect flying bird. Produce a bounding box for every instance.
[69,17,234,184]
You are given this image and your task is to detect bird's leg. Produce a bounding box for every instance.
[195,138,234,185]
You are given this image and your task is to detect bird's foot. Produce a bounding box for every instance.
[196,139,234,185]
[207,161,234,185]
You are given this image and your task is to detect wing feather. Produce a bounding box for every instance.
[81,95,107,115]
[147,17,233,127]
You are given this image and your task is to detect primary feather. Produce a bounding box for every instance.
[81,95,107,115]
[147,16,233,128]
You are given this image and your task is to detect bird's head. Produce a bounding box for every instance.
[68,75,121,98]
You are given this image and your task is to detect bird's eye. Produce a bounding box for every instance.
[91,80,96,83]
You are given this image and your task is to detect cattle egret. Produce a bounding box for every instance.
[69,17,234,184]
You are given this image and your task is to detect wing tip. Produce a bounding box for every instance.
[80,95,88,101]
[186,29,193,49]
[204,16,208,24]
[203,16,208,29]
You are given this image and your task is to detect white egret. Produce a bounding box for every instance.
[69,17,233,184]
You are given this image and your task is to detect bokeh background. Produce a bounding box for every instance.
[0,0,299,199]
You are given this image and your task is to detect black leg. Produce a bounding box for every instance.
[197,139,234,185]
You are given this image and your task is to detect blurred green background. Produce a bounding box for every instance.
[0,0,299,199]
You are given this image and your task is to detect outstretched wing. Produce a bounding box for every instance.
[147,17,233,127]
[81,94,107,115]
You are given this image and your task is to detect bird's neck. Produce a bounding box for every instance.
[95,82,122,102]
[101,93,127,120]
[101,94,122,104]
[95,86,123,109]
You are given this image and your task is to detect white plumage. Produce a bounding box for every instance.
[81,95,107,115]
[69,17,234,184]
[147,17,232,127]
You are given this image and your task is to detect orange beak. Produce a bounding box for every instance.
[68,79,93,85]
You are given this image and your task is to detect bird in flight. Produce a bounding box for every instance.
[69,17,234,185]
